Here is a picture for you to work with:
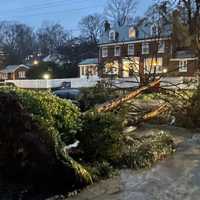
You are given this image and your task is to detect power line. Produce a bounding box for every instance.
[1,4,104,19]
[0,0,95,14]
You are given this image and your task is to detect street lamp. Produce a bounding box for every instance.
[43,73,50,89]
[163,68,168,73]
[43,74,50,80]
[33,60,39,65]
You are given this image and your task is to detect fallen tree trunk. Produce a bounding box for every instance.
[142,103,169,122]
[95,79,160,113]
[126,103,169,126]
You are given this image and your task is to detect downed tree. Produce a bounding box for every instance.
[95,79,160,113]
[0,91,92,193]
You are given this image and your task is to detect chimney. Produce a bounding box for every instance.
[104,20,111,32]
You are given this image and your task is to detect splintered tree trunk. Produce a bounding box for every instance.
[95,79,160,113]
[141,103,169,122]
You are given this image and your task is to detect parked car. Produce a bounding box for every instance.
[53,88,81,105]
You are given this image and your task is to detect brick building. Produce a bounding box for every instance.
[97,21,198,78]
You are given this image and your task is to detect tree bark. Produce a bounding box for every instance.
[95,79,160,113]
[141,103,169,122]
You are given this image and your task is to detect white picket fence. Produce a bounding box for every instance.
[4,76,198,89]
[5,77,100,89]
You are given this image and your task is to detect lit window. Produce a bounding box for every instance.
[123,57,140,77]
[114,46,121,57]
[105,61,119,75]
[18,71,26,78]
[128,44,134,55]
[102,47,108,57]
[144,57,163,73]
[129,27,136,39]
[151,24,159,36]
[179,60,187,72]
[109,30,115,41]
[142,43,149,54]
[158,41,165,53]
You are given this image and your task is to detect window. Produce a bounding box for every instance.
[1,73,8,80]
[123,57,140,77]
[102,47,108,57]
[142,43,149,54]
[128,44,134,55]
[18,71,26,78]
[144,57,163,74]
[129,27,136,39]
[114,46,121,57]
[105,60,119,75]
[158,41,165,53]
[151,24,159,36]
[109,30,115,41]
[179,60,187,72]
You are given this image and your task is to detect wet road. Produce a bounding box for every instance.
[69,125,200,200]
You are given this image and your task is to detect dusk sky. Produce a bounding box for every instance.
[0,0,153,34]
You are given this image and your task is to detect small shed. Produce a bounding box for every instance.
[0,64,30,80]
[78,58,99,78]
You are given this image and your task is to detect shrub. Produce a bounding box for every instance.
[119,132,175,169]
[78,111,123,162]
[0,87,81,144]
[175,86,200,128]
[0,91,92,193]
[86,161,115,181]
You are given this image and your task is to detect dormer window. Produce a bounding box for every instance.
[109,30,116,41]
[151,24,159,36]
[129,27,136,39]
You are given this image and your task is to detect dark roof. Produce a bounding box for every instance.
[79,58,98,66]
[99,22,172,44]
[175,50,196,59]
[0,64,29,73]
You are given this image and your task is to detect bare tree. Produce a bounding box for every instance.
[79,13,103,44]
[0,21,36,64]
[104,0,137,26]
[37,22,70,56]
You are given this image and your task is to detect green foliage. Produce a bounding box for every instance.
[78,111,123,162]
[120,132,175,169]
[0,87,81,144]
[175,86,200,128]
[79,84,119,111]
[86,161,115,181]
[0,90,92,190]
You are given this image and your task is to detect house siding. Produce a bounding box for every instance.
[99,38,198,78]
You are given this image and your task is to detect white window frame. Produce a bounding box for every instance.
[102,47,108,58]
[179,60,187,72]
[109,30,115,41]
[128,44,134,56]
[158,41,165,53]
[142,43,149,54]
[114,46,121,57]
[18,71,26,78]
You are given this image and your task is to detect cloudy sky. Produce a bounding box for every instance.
[0,0,153,33]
